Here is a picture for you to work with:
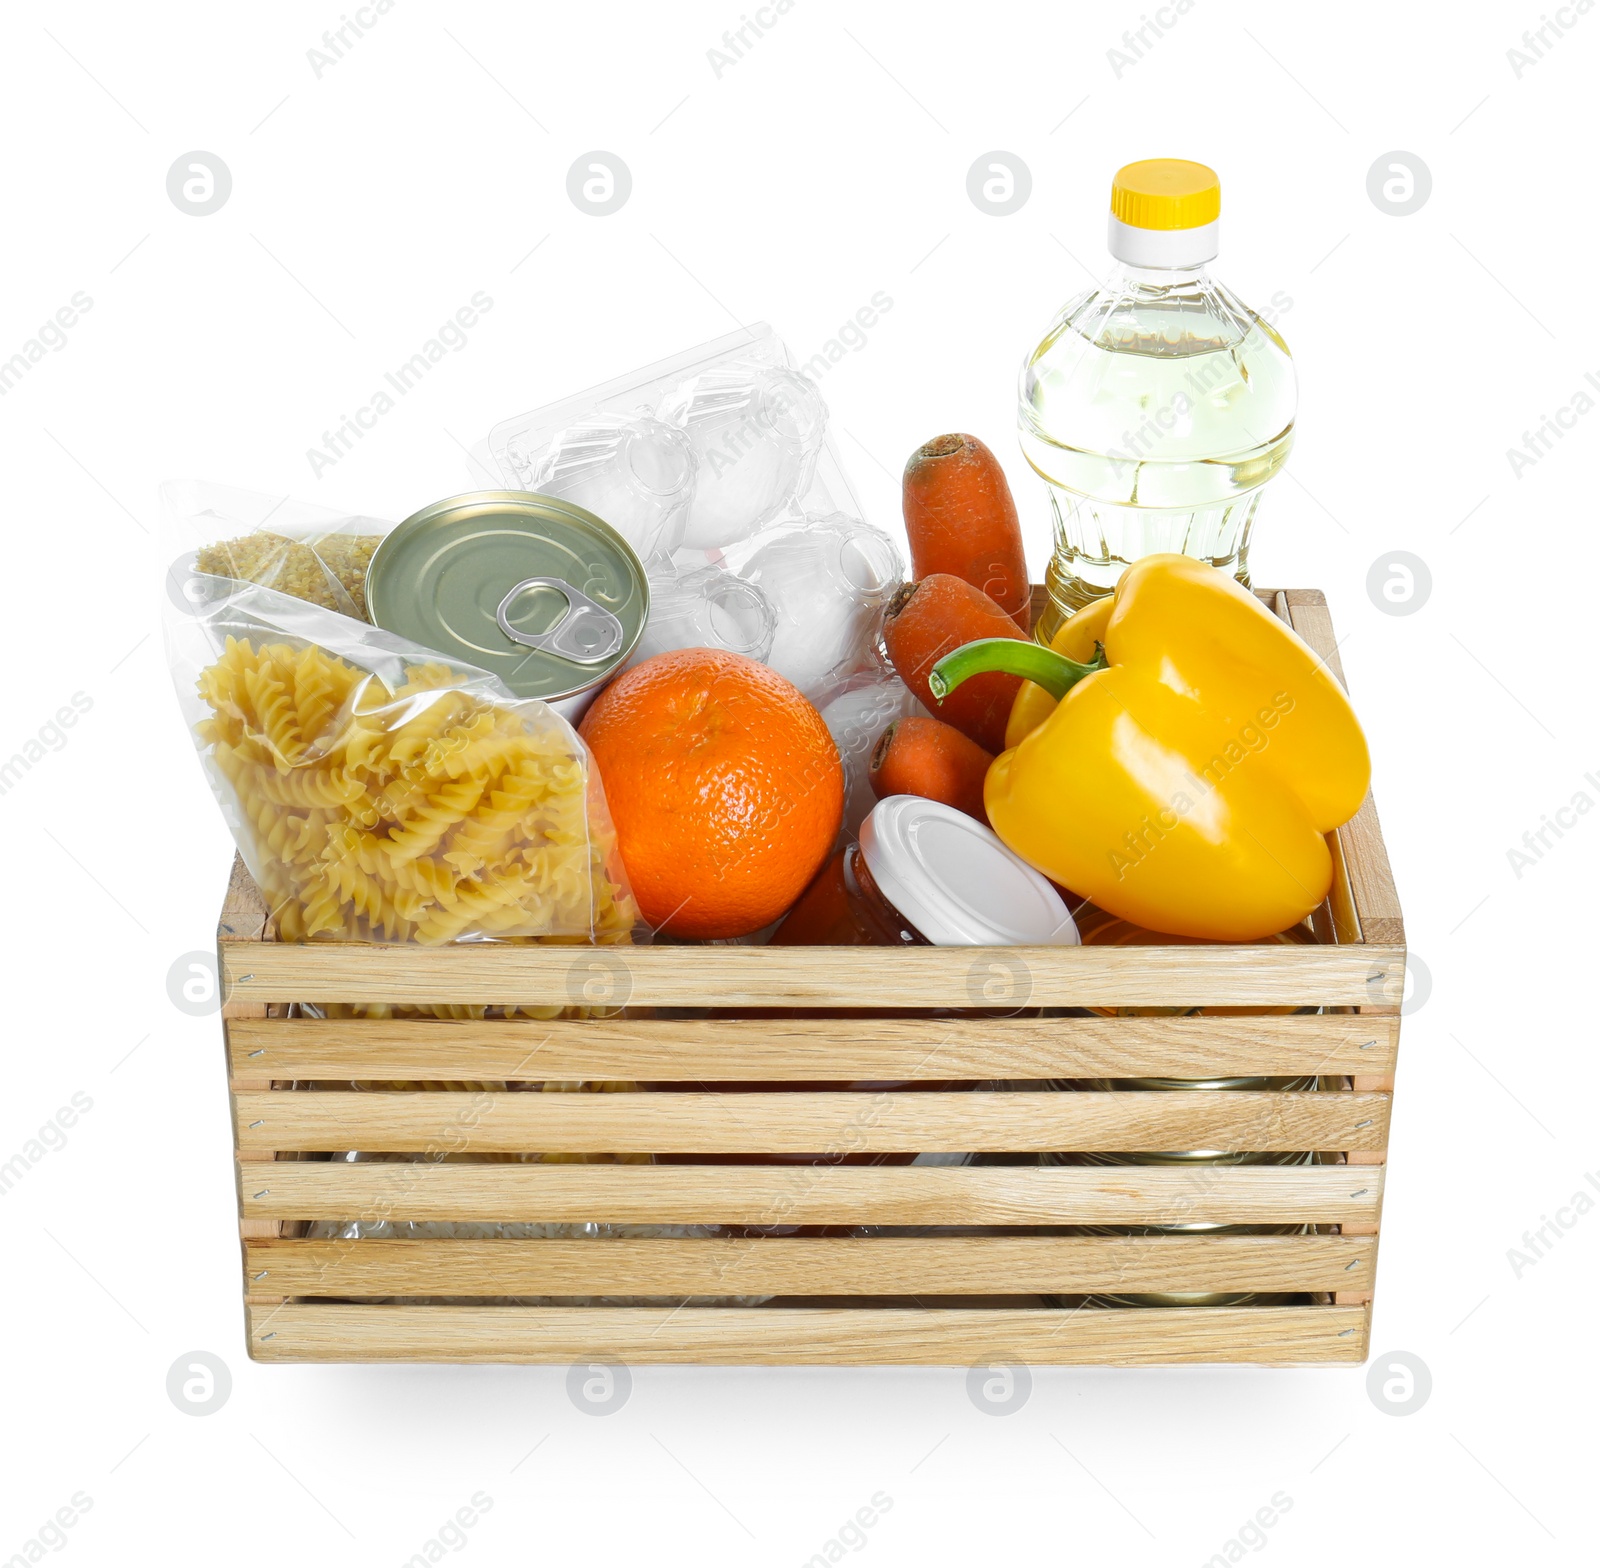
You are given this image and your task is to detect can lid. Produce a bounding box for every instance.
[366,491,647,701]
[859,796,1079,947]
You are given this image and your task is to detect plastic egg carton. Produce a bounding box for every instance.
[473,324,906,709]
[476,322,868,552]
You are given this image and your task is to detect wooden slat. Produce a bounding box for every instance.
[1272,591,1357,947]
[1283,590,1404,946]
[219,855,274,946]
[1286,588,1401,1307]
[247,1233,1377,1297]
[234,1089,1391,1155]
[1339,1062,1396,1302]
[246,1302,1370,1364]
[218,859,288,1243]
[237,1161,1383,1226]
[228,1012,1399,1081]
[220,939,1405,1010]
[1286,584,1395,1298]
[1324,817,1362,947]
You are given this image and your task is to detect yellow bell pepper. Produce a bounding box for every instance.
[929,554,1371,941]
[1004,593,1115,749]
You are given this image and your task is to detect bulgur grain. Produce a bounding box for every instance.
[196,531,383,620]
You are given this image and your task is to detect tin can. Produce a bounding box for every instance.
[1044,1165,1328,1308]
[1056,1212,1327,1310]
[1040,1053,1333,1307]
[1048,1076,1328,1167]
[1043,1071,1329,1172]
[365,490,648,717]
[1039,910,1330,1180]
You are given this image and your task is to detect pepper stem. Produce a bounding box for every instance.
[928,638,1107,702]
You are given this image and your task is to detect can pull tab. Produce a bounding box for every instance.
[495,577,624,665]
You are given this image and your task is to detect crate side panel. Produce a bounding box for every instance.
[237,1161,1384,1227]
[234,1088,1391,1156]
[1283,590,1404,946]
[247,1303,1370,1365]
[220,940,1405,1010]
[247,1233,1378,1298]
[228,1013,1400,1082]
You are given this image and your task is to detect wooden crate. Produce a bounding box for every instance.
[218,589,1402,1366]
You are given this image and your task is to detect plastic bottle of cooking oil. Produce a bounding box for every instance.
[1018,159,1296,643]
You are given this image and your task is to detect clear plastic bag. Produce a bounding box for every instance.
[164,500,643,947]
[165,479,393,620]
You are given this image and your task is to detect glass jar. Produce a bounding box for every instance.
[769,840,926,947]
[772,794,1081,949]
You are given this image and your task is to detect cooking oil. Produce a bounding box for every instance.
[1018,159,1297,642]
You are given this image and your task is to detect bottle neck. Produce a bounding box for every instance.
[1108,213,1219,273]
[1108,259,1212,291]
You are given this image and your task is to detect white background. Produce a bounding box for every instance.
[1,1,1595,1563]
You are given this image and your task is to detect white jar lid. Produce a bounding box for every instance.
[859,796,1080,947]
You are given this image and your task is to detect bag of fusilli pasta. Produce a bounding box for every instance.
[164,545,644,947]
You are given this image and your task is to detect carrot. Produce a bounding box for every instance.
[903,433,1031,633]
[869,716,993,822]
[884,573,1027,753]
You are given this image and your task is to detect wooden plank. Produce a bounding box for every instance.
[220,939,1405,1010]
[1281,591,1351,704]
[1276,591,1359,948]
[218,856,271,944]
[218,862,274,1039]
[235,1089,1391,1156]
[218,859,285,1244]
[1337,1061,1396,1301]
[1334,806,1401,945]
[237,1160,1383,1227]
[1283,590,1404,946]
[247,1232,1377,1298]
[228,1012,1399,1082]
[245,1302,1370,1365]
[1324,821,1362,947]
[1288,585,1395,1316]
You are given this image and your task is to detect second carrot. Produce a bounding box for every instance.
[903,432,1031,633]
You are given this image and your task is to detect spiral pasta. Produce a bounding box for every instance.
[197,638,638,946]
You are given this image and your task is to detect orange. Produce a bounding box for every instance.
[580,649,844,939]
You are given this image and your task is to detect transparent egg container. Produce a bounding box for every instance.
[476,323,904,709]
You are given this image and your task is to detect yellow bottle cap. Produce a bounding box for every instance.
[1111,159,1221,231]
